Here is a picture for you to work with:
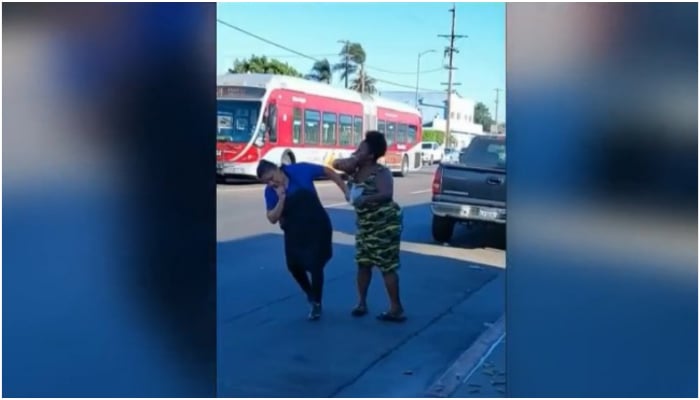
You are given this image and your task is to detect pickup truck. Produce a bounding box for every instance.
[430,135,506,243]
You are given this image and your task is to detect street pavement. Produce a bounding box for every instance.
[217,165,505,397]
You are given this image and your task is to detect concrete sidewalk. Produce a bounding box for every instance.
[217,233,504,397]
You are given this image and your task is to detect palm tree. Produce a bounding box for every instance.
[350,65,377,94]
[305,58,332,83]
[333,42,366,88]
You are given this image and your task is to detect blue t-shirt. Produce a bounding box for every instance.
[264,162,326,210]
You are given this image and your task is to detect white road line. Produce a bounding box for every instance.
[217,181,335,193]
[323,202,349,208]
[410,189,431,194]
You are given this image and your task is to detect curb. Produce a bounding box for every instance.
[424,314,505,398]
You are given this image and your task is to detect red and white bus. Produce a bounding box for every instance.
[216,73,424,180]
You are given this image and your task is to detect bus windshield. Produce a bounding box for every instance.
[217,100,262,143]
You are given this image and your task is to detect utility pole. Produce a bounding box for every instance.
[494,88,501,127]
[438,3,467,140]
[338,40,351,89]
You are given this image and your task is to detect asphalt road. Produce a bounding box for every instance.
[217,165,505,397]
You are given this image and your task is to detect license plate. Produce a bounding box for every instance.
[459,206,472,217]
[479,209,499,219]
[232,168,244,174]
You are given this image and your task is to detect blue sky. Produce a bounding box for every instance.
[217,2,505,118]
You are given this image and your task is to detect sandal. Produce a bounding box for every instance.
[351,305,368,317]
[376,311,407,323]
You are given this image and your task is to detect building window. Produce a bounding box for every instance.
[304,109,320,145]
[353,116,363,145]
[456,112,461,120]
[339,114,353,146]
[292,107,303,144]
[450,112,455,119]
[378,120,386,134]
[322,112,337,145]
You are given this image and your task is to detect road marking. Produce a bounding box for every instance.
[410,189,431,194]
[324,202,349,208]
[217,181,335,193]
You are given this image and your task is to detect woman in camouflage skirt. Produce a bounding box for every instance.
[333,131,406,322]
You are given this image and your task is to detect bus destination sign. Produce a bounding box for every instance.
[217,86,266,99]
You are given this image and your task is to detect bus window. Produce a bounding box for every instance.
[408,124,417,144]
[397,123,408,144]
[386,122,396,146]
[339,114,353,146]
[322,112,337,145]
[378,120,386,134]
[293,108,303,144]
[305,109,321,145]
[267,104,278,143]
[353,116,363,145]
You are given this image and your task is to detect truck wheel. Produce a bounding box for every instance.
[397,156,409,177]
[432,215,455,243]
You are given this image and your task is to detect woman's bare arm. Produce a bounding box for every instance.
[323,166,349,200]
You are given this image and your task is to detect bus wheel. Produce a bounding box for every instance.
[398,156,409,177]
[281,151,295,166]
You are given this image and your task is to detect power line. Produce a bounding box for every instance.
[222,53,337,59]
[217,19,444,92]
[367,65,443,75]
[217,19,317,62]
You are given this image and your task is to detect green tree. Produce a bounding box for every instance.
[474,102,495,132]
[422,129,446,144]
[305,58,332,83]
[333,42,366,88]
[349,66,377,94]
[229,55,302,77]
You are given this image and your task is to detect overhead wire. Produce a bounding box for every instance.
[217,18,446,93]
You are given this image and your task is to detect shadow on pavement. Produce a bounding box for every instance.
[327,202,506,251]
[217,228,503,397]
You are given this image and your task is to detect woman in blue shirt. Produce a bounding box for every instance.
[257,160,348,320]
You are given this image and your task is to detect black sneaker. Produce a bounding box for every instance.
[308,302,322,320]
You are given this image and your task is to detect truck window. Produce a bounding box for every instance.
[460,138,506,169]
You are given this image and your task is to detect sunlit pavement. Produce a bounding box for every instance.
[216,166,505,397]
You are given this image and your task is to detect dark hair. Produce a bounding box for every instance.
[256,159,278,179]
[364,130,387,161]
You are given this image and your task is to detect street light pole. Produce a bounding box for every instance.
[415,49,436,106]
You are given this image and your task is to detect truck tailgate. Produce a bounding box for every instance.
[439,164,506,206]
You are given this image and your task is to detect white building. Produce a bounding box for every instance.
[424,93,484,149]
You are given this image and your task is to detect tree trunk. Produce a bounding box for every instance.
[360,64,365,94]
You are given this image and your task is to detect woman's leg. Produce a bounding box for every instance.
[376,211,405,321]
[353,222,373,315]
[287,261,312,300]
[308,266,324,304]
[355,265,372,311]
[381,270,403,315]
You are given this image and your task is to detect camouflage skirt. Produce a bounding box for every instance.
[355,202,403,273]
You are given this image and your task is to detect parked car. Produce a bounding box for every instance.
[430,135,506,243]
[420,141,444,165]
